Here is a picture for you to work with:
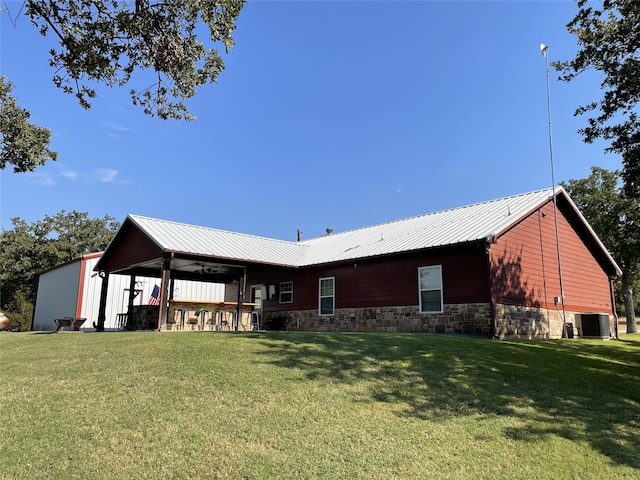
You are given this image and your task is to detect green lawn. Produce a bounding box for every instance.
[1,331,639,479]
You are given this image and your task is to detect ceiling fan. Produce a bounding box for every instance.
[196,264,219,274]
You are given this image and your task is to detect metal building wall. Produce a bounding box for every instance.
[32,260,82,331]
[34,254,225,331]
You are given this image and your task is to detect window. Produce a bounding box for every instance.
[319,277,335,315]
[418,265,443,313]
[280,282,293,303]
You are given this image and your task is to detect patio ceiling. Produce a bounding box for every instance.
[113,255,247,284]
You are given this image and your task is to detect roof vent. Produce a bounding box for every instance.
[326,228,333,235]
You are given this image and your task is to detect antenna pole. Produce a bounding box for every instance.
[542,44,568,340]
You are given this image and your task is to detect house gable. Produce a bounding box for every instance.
[95,218,164,274]
[490,197,614,313]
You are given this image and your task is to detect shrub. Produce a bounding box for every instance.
[2,292,33,331]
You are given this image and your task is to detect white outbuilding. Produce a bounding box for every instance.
[32,252,225,331]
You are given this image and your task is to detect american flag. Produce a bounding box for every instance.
[148,285,161,305]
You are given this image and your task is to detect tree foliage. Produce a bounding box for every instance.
[555,0,640,198]
[0,211,120,323]
[562,167,639,332]
[0,0,245,172]
[25,0,246,121]
[0,76,58,172]
[1,293,34,332]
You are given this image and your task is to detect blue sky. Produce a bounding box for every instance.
[0,0,621,241]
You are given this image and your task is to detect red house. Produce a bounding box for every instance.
[95,187,621,339]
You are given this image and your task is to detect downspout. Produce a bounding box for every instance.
[538,208,551,341]
[609,277,619,339]
[554,196,568,339]
[485,238,496,339]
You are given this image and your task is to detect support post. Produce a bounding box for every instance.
[127,275,137,331]
[96,272,109,332]
[157,255,172,331]
[236,268,246,331]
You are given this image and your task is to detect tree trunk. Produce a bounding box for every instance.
[623,279,637,334]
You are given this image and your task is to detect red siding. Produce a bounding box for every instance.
[233,244,490,314]
[98,222,164,273]
[491,202,613,313]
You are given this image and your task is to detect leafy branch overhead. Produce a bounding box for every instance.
[0,76,58,172]
[553,0,640,198]
[25,0,246,120]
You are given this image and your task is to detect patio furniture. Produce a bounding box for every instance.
[205,313,216,331]
[217,311,231,331]
[54,317,86,333]
[187,317,199,330]
[116,313,128,330]
[195,308,209,331]
[250,311,261,331]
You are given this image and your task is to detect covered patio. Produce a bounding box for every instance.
[91,215,295,331]
[165,299,260,331]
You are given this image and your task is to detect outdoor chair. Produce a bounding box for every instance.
[250,311,261,331]
[187,317,199,330]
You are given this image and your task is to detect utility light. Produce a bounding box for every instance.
[540,43,549,57]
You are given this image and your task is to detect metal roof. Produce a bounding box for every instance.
[127,188,580,268]
[298,188,557,265]
[128,215,309,266]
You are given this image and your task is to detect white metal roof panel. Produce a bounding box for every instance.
[123,187,619,274]
[128,215,309,266]
[297,188,556,265]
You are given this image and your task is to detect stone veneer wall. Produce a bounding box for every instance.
[130,305,160,330]
[263,303,493,336]
[263,303,615,339]
[493,304,615,339]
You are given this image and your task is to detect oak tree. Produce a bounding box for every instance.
[0,0,245,171]
[555,0,640,198]
[562,167,639,333]
[0,76,58,172]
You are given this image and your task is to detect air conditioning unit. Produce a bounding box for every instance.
[578,313,610,339]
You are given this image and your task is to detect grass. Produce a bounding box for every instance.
[1,331,639,479]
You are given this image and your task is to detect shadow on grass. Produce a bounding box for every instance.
[252,332,640,469]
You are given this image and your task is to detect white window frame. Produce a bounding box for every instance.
[279,281,293,304]
[319,277,335,316]
[418,265,443,313]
